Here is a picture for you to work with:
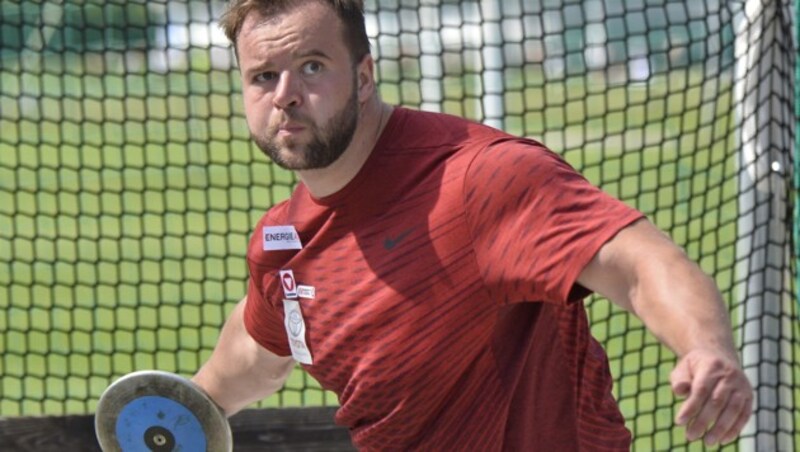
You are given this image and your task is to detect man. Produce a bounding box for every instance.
[193,0,753,449]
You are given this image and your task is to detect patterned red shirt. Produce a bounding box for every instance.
[244,107,643,450]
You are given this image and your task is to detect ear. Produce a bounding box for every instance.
[355,54,375,103]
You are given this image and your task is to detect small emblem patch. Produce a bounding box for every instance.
[297,285,315,299]
[280,269,298,299]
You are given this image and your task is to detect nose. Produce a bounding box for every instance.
[273,71,302,110]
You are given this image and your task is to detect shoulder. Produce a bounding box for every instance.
[255,199,291,229]
[245,199,292,258]
[381,107,510,154]
[465,135,579,187]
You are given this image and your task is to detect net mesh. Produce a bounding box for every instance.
[0,0,797,449]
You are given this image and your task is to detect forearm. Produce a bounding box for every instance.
[580,219,738,360]
[626,246,737,361]
[193,296,295,416]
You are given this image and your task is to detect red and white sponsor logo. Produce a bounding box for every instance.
[280,269,298,299]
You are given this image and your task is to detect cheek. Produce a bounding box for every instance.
[309,79,352,115]
[243,93,272,127]
[243,104,260,130]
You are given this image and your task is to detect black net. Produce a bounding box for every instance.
[0,0,797,449]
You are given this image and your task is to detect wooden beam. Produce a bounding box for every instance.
[229,407,354,451]
[0,406,354,451]
[0,413,99,452]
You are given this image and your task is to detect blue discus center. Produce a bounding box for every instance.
[115,395,207,452]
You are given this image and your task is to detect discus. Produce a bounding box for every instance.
[95,370,232,452]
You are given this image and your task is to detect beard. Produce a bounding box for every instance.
[251,77,359,171]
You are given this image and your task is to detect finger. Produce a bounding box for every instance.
[719,395,754,444]
[684,385,726,442]
[677,367,728,439]
[701,389,749,446]
[674,370,717,429]
[671,361,693,399]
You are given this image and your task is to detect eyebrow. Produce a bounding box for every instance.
[297,48,330,59]
[243,48,332,78]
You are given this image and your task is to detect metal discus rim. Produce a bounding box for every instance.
[94,370,232,452]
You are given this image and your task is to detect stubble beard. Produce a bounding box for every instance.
[252,77,359,171]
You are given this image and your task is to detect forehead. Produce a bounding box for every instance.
[238,1,346,60]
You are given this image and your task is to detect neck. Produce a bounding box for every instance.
[297,98,391,198]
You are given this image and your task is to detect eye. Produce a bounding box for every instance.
[302,61,323,75]
[254,71,277,83]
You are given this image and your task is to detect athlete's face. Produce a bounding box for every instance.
[237,1,361,170]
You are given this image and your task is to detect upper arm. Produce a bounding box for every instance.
[576,218,688,313]
[463,139,644,305]
[230,296,295,380]
[193,296,294,415]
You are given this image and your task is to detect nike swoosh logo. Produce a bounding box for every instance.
[384,228,414,250]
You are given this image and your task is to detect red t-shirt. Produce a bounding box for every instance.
[244,107,643,450]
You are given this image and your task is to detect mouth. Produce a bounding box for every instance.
[275,122,306,138]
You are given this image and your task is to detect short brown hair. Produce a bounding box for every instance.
[220,0,370,64]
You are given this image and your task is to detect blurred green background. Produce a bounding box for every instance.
[1,1,798,450]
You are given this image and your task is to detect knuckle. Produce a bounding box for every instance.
[708,393,726,407]
[692,383,713,399]
[729,392,749,408]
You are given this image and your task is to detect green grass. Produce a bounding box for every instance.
[1,55,797,450]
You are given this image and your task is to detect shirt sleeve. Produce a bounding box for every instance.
[463,137,644,305]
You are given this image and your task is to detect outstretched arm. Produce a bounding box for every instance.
[577,218,753,446]
[193,295,295,416]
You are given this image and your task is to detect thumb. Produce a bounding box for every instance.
[670,357,693,397]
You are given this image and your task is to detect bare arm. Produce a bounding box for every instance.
[578,218,752,446]
[193,296,295,416]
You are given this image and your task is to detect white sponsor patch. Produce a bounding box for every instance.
[283,299,313,365]
[297,285,315,299]
[263,225,302,251]
[279,269,298,299]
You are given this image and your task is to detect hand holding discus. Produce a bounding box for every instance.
[95,370,232,452]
